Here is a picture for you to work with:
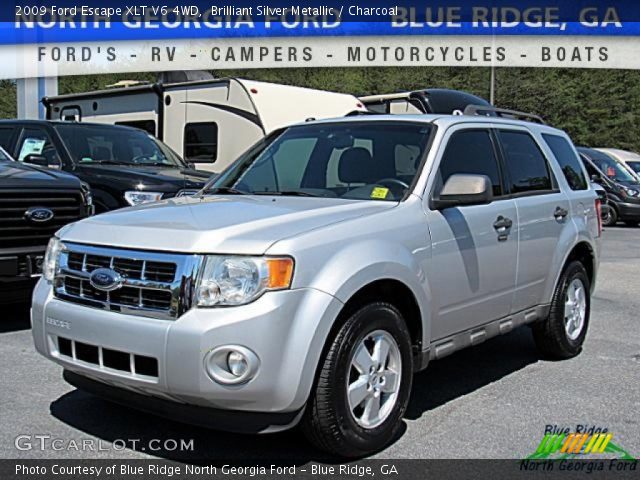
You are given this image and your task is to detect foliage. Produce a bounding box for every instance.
[1,67,639,151]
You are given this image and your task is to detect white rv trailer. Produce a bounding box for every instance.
[43,78,367,173]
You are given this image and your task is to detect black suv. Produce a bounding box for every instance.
[0,148,93,303]
[0,121,211,213]
[578,147,640,227]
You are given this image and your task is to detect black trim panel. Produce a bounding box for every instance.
[63,370,303,434]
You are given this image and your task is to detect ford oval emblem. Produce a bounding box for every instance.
[25,207,54,223]
[89,268,124,292]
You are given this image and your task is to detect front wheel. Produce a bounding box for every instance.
[532,261,590,359]
[302,303,413,457]
[601,205,617,227]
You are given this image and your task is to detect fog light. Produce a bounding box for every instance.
[227,351,248,377]
[204,346,260,385]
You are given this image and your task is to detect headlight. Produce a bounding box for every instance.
[195,256,294,307]
[43,237,63,282]
[623,187,640,197]
[124,191,163,206]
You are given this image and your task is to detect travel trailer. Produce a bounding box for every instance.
[359,88,491,115]
[43,78,367,173]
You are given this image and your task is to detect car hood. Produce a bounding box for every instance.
[0,161,81,189]
[60,195,397,254]
[72,164,211,191]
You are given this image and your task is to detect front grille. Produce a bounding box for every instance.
[0,189,85,249]
[54,243,201,320]
[57,336,159,378]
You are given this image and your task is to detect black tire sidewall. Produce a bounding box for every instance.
[552,262,591,353]
[329,304,413,455]
[602,206,617,227]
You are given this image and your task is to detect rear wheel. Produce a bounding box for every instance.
[532,261,590,359]
[302,303,413,457]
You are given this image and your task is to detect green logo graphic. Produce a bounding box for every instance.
[528,433,636,460]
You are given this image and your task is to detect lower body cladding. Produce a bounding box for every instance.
[31,280,344,433]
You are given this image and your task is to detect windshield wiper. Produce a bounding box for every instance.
[204,187,248,195]
[251,190,320,197]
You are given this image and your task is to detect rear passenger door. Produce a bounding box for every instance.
[496,128,571,312]
[426,127,518,340]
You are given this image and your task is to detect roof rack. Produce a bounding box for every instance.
[463,105,546,125]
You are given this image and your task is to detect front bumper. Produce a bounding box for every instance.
[32,280,344,429]
[615,201,640,221]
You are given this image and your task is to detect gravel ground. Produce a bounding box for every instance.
[1,226,638,462]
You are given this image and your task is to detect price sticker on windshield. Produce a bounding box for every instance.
[371,187,390,199]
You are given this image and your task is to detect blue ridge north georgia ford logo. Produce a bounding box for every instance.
[89,268,124,292]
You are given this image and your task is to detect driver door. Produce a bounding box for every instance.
[425,126,518,340]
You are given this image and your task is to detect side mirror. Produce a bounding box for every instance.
[24,155,61,170]
[186,162,196,170]
[590,174,603,184]
[432,174,493,210]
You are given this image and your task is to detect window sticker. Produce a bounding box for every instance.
[18,138,46,161]
[371,187,389,199]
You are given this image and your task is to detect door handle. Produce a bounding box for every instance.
[554,206,569,220]
[493,216,513,232]
[493,216,513,241]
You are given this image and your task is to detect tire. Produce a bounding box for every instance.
[601,205,618,227]
[624,221,639,227]
[532,261,590,359]
[302,303,413,458]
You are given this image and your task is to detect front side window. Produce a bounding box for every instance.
[55,124,183,167]
[0,127,15,150]
[627,161,640,175]
[208,122,433,201]
[437,129,503,197]
[542,134,588,191]
[17,128,60,165]
[184,122,218,163]
[499,130,553,194]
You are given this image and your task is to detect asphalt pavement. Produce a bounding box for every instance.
[1,227,638,461]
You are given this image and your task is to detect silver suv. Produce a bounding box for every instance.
[33,114,601,457]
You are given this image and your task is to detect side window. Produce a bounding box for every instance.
[0,127,15,151]
[17,128,60,165]
[438,129,503,197]
[542,134,588,190]
[184,122,218,163]
[498,130,553,194]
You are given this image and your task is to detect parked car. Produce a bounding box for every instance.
[596,148,640,179]
[0,120,211,213]
[578,147,640,226]
[33,112,600,456]
[0,146,93,303]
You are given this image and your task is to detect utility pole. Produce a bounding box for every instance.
[17,77,58,119]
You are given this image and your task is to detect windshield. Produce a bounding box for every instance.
[627,161,640,174]
[206,122,433,201]
[586,150,638,183]
[55,124,184,167]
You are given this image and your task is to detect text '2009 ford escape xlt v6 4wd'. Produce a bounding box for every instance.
[32,112,601,456]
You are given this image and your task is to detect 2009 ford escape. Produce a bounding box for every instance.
[32,113,601,457]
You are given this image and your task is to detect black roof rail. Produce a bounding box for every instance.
[463,105,546,125]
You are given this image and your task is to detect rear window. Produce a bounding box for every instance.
[542,134,588,190]
[184,122,218,164]
[498,130,554,194]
